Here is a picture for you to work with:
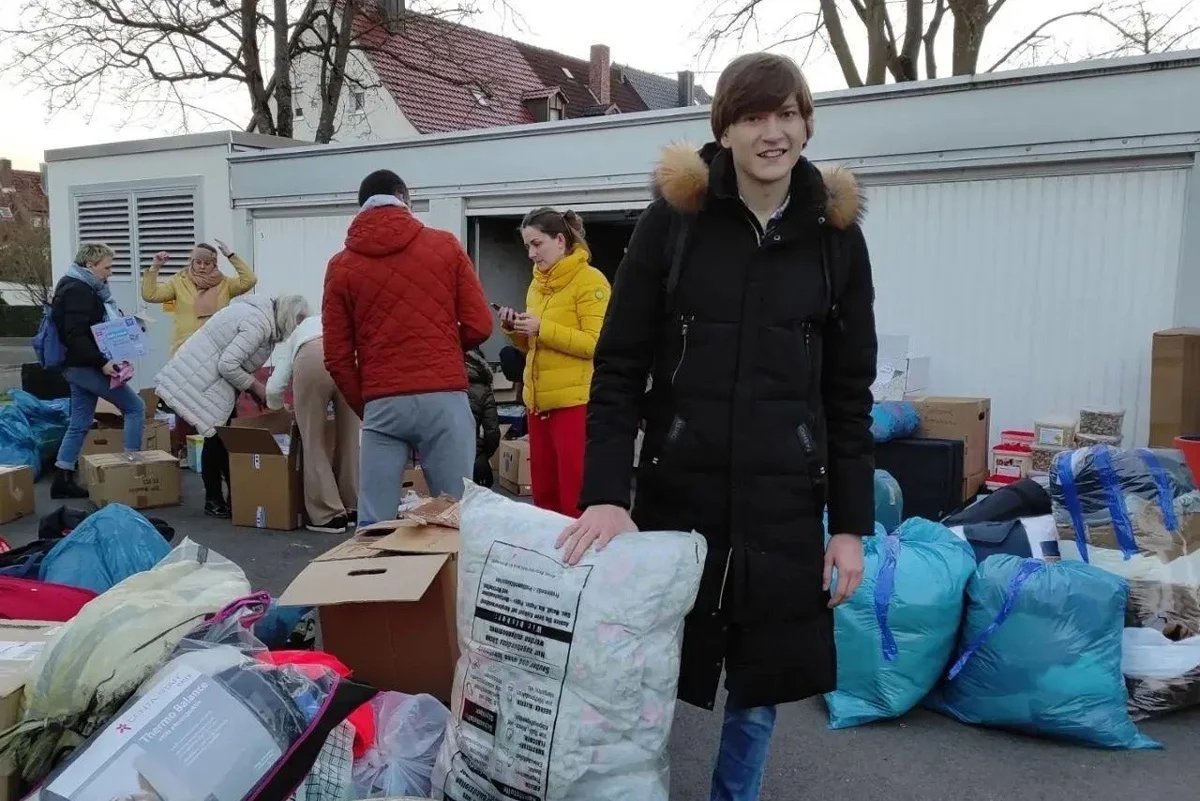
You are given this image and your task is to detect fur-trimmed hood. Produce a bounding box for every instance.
[652,142,865,230]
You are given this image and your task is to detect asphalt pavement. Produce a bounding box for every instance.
[3,472,1197,800]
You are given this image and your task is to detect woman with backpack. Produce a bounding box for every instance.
[47,243,146,499]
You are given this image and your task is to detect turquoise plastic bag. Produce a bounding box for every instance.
[928,554,1159,749]
[824,518,975,729]
[874,469,902,534]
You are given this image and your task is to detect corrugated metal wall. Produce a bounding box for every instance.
[865,166,1190,445]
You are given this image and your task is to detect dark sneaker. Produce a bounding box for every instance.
[307,515,349,534]
[50,470,89,500]
[204,499,232,519]
[347,509,358,526]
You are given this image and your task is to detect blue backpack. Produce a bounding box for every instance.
[32,302,66,371]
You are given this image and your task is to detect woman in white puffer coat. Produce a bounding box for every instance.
[156,293,309,517]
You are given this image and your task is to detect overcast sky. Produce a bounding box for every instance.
[1,0,1195,170]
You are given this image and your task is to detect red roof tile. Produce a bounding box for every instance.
[513,43,648,117]
[0,160,47,224]
[354,10,687,134]
[355,12,543,133]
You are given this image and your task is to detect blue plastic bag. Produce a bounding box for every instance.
[40,504,172,593]
[928,554,1159,749]
[824,470,904,537]
[870,401,920,443]
[0,405,39,477]
[9,389,69,467]
[824,518,975,729]
[874,469,903,533]
[254,601,318,649]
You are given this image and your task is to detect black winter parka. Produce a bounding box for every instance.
[580,143,878,710]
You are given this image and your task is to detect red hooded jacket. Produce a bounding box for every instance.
[322,205,493,414]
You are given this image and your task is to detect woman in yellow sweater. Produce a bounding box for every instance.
[141,239,258,354]
[500,208,610,516]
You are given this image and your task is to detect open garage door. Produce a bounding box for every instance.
[472,209,641,359]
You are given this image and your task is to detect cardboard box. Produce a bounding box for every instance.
[279,519,460,701]
[964,469,988,502]
[872,356,931,401]
[0,621,63,801]
[0,466,34,524]
[78,400,173,481]
[217,411,303,531]
[910,396,992,484]
[492,371,519,404]
[488,424,514,474]
[498,438,532,496]
[1150,329,1200,447]
[81,450,181,509]
[138,387,159,418]
[404,465,430,498]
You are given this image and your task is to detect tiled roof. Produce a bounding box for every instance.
[513,43,648,117]
[0,162,47,224]
[618,64,711,110]
[355,9,702,134]
[354,12,544,133]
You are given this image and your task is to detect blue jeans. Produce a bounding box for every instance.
[711,703,778,801]
[54,366,145,470]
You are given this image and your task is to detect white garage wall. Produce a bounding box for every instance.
[865,165,1189,445]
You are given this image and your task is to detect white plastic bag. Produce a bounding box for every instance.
[1122,627,1200,680]
[432,483,706,801]
[352,692,450,798]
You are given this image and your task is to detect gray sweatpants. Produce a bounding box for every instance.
[358,391,475,525]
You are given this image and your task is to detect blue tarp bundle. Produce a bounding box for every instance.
[40,504,171,594]
[0,389,68,478]
[927,554,1159,750]
[825,518,976,729]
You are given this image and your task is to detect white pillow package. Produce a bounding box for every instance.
[432,483,707,801]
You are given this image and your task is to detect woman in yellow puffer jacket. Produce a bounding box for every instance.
[500,208,611,516]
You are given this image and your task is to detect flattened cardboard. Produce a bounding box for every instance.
[361,519,462,555]
[82,450,181,509]
[0,621,64,801]
[280,521,460,700]
[0,466,34,524]
[217,411,303,531]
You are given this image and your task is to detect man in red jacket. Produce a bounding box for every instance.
[323,169,493,524]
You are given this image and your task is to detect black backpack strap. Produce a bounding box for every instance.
[820,228,848,331]
[663,212,694,314]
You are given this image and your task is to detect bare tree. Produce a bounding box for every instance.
[989,0,1200,70]
[0,223,52,307]
[2,0,523,144]
[698,0,1196,87]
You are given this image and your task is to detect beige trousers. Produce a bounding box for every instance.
[294,338,360,524]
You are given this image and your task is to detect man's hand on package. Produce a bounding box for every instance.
[557,504,638,566]
[825,533,864,607]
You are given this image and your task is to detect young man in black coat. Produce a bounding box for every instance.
[557,53,878,800]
